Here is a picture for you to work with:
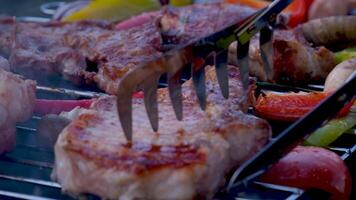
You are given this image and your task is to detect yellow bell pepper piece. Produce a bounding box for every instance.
[171,0,192,6]
[63,0,193,22]
[63,0,161,22]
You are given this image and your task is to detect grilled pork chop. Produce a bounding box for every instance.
[0,68,36,154]
[53,66,271,199]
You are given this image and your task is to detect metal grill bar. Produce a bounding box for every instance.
[16,126,37,132]
[254,182,304,194]
[32,116,41,120]
[16,144,53,154]
[0,175,61,188]
[306,84,325,91]
[36,85,105,99]
[0,156,54,169]
[0,190,56,200]
[254,182,304,200]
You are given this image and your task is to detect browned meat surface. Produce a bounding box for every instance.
[52,66,271,199]
[228,28,335,84]
[0,68,36,154]
[0,3,255,94]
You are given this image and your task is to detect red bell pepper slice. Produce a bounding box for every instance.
[254,91,330,121]
[285,0,308,27]
[254,91,354,122]
[225,0,310,27]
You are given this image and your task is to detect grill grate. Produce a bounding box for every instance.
[0,80,355,200]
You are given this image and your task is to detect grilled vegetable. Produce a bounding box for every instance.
[63,0,192,22]
[254,91,354,121]
[324,58,356,92]
[63,0,161,22]
[301,16,356,51]
[170,0,192,6]
[312,61,355,148]
[255,56,356,122]
[255,57,355,147]
[308,0,348,20]
[285,0,308,27]
[261,146,352,200]
[334,47,356,65]
[254,91,330,121]
[225,0,308,27]
[305,108,356,147]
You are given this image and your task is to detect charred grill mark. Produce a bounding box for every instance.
[64,111,207,173]
[67,142,206,174]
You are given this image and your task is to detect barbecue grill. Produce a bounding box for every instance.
[0,1,355,200]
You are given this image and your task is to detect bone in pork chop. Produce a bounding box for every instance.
[0,67,36,154]
[52,66,271,199]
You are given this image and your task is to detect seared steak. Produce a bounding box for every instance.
[0,68,36,154]
[52,66,271,199]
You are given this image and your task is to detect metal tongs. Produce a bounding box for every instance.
[225,72,356,195]
[117,0,292,141]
